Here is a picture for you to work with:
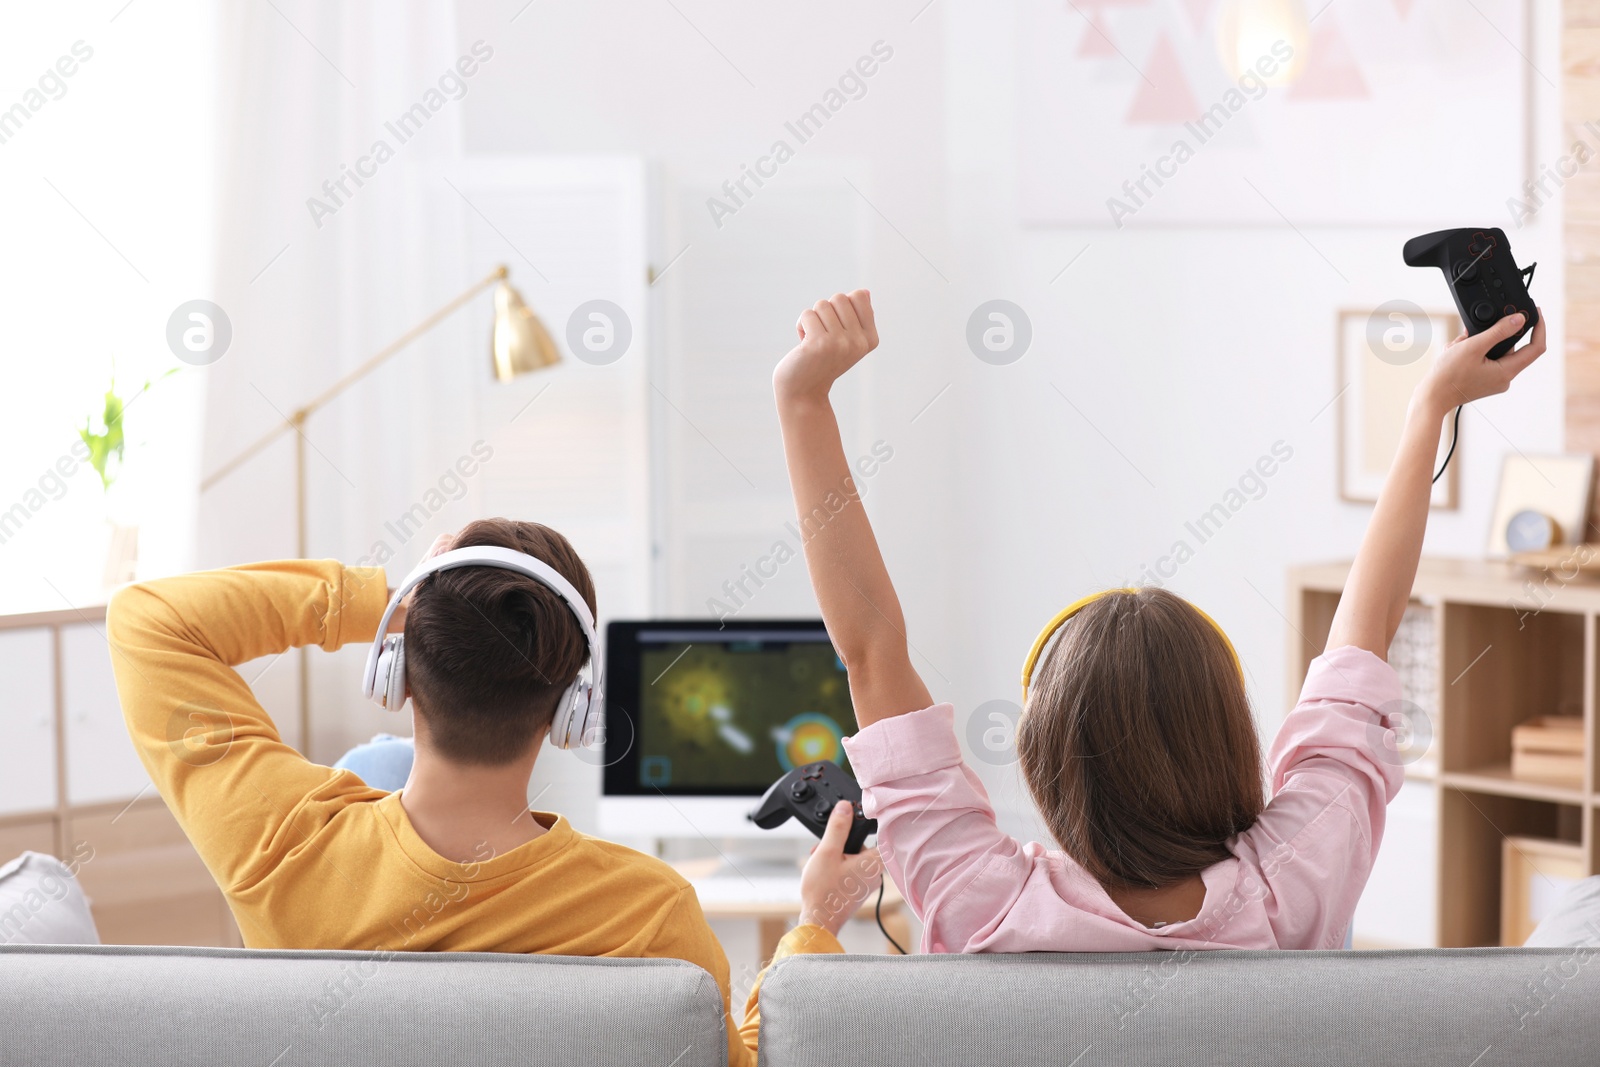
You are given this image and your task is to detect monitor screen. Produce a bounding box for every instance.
[602,620,855,796]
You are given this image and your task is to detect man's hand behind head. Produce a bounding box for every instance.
[387,532,458,635]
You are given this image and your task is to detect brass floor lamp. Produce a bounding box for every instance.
[200,264,560,758]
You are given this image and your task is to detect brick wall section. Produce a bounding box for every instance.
[1568,1,1600,533]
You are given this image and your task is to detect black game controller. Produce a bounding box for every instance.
[1403,227,1537,360]
[748,760,876,854]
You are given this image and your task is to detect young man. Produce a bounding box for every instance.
[108,517,878,1065]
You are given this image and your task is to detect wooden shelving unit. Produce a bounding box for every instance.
[1288,557,1597,948]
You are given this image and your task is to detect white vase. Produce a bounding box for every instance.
[102,522,139,592]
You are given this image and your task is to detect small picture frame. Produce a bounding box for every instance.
[1486,454,1597,556]
[1337,309,1462,509]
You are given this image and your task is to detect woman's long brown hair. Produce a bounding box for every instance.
[1017,587,1265,890]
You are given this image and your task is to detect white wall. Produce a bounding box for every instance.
[455,0,1567,839]
[942,0,1567,832]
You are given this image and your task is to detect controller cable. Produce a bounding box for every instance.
[875,879,907,954]
[1433,405,1462,484]
[1433,282,1536,485]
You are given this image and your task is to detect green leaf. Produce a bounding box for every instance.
[75,367,179,493]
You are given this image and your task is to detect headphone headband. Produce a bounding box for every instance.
[1020,588,1241,702]
[361,545,604,734]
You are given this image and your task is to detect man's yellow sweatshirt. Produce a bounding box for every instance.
[107,559,839,1066]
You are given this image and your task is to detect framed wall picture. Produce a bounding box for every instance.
[1337,308,1461,509]
[1017,0,1533,227]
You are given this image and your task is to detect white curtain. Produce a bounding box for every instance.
[0,3,218,612]
[201,0,477,756]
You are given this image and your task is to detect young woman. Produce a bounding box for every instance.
[773,290,1544,951]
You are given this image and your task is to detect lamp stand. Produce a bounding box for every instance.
[201,265,537,760]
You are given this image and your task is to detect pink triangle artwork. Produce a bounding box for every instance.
[1178,0,1218,32]
[1077,10,1120,57]
[1126,33,1202,124]
[1288,18,1370,101]
[1072,0,1151,57]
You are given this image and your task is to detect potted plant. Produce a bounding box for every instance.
[79,368,175,589]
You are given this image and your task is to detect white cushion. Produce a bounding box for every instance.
[0,852,100,946]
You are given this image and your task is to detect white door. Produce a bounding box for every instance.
[455,155,654,833]
[654,166,868,619]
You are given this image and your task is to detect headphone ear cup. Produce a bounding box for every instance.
[577,687,603,749]
[369,636,394,707]
[388,637,407,711]
[572,679,599,748]
[549,678,595,750]
[375,635,407,711]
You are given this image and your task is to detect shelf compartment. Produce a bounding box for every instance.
[0,814,57,862]
[1291,589,1342,678]
[1439,787,1582,947]
[1439,604,1585,782]
[1440,765,1588,805]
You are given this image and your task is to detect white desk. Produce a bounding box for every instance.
[673,857,912,962]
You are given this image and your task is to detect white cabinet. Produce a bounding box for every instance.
[62,622,150,805]
[0,628,57,815]
[0,608,235,945]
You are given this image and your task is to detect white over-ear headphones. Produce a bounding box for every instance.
[360,545,604,750]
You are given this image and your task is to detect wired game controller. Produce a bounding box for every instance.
[1403,227,1537,360]
[748,760,876,854]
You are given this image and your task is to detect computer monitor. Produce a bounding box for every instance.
[598,619,855,839]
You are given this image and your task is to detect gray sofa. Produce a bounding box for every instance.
[761,948,1600,1066]
[0,944,730,1067]
[4,944,1599,1066]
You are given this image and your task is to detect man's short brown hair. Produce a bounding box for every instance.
[404,518,596,766]
[1017,587,1264,890]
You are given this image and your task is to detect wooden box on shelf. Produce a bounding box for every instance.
[1511,716,1585,787]
[1501,835,1587,946]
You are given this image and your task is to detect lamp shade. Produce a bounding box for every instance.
[492,278,560,382]
[1216,0,1309,87]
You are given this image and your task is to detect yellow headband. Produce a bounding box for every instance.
[1020,588,1243,702]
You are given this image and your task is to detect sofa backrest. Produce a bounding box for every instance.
[0,944,729,1067]
[758,948,1600,1067]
